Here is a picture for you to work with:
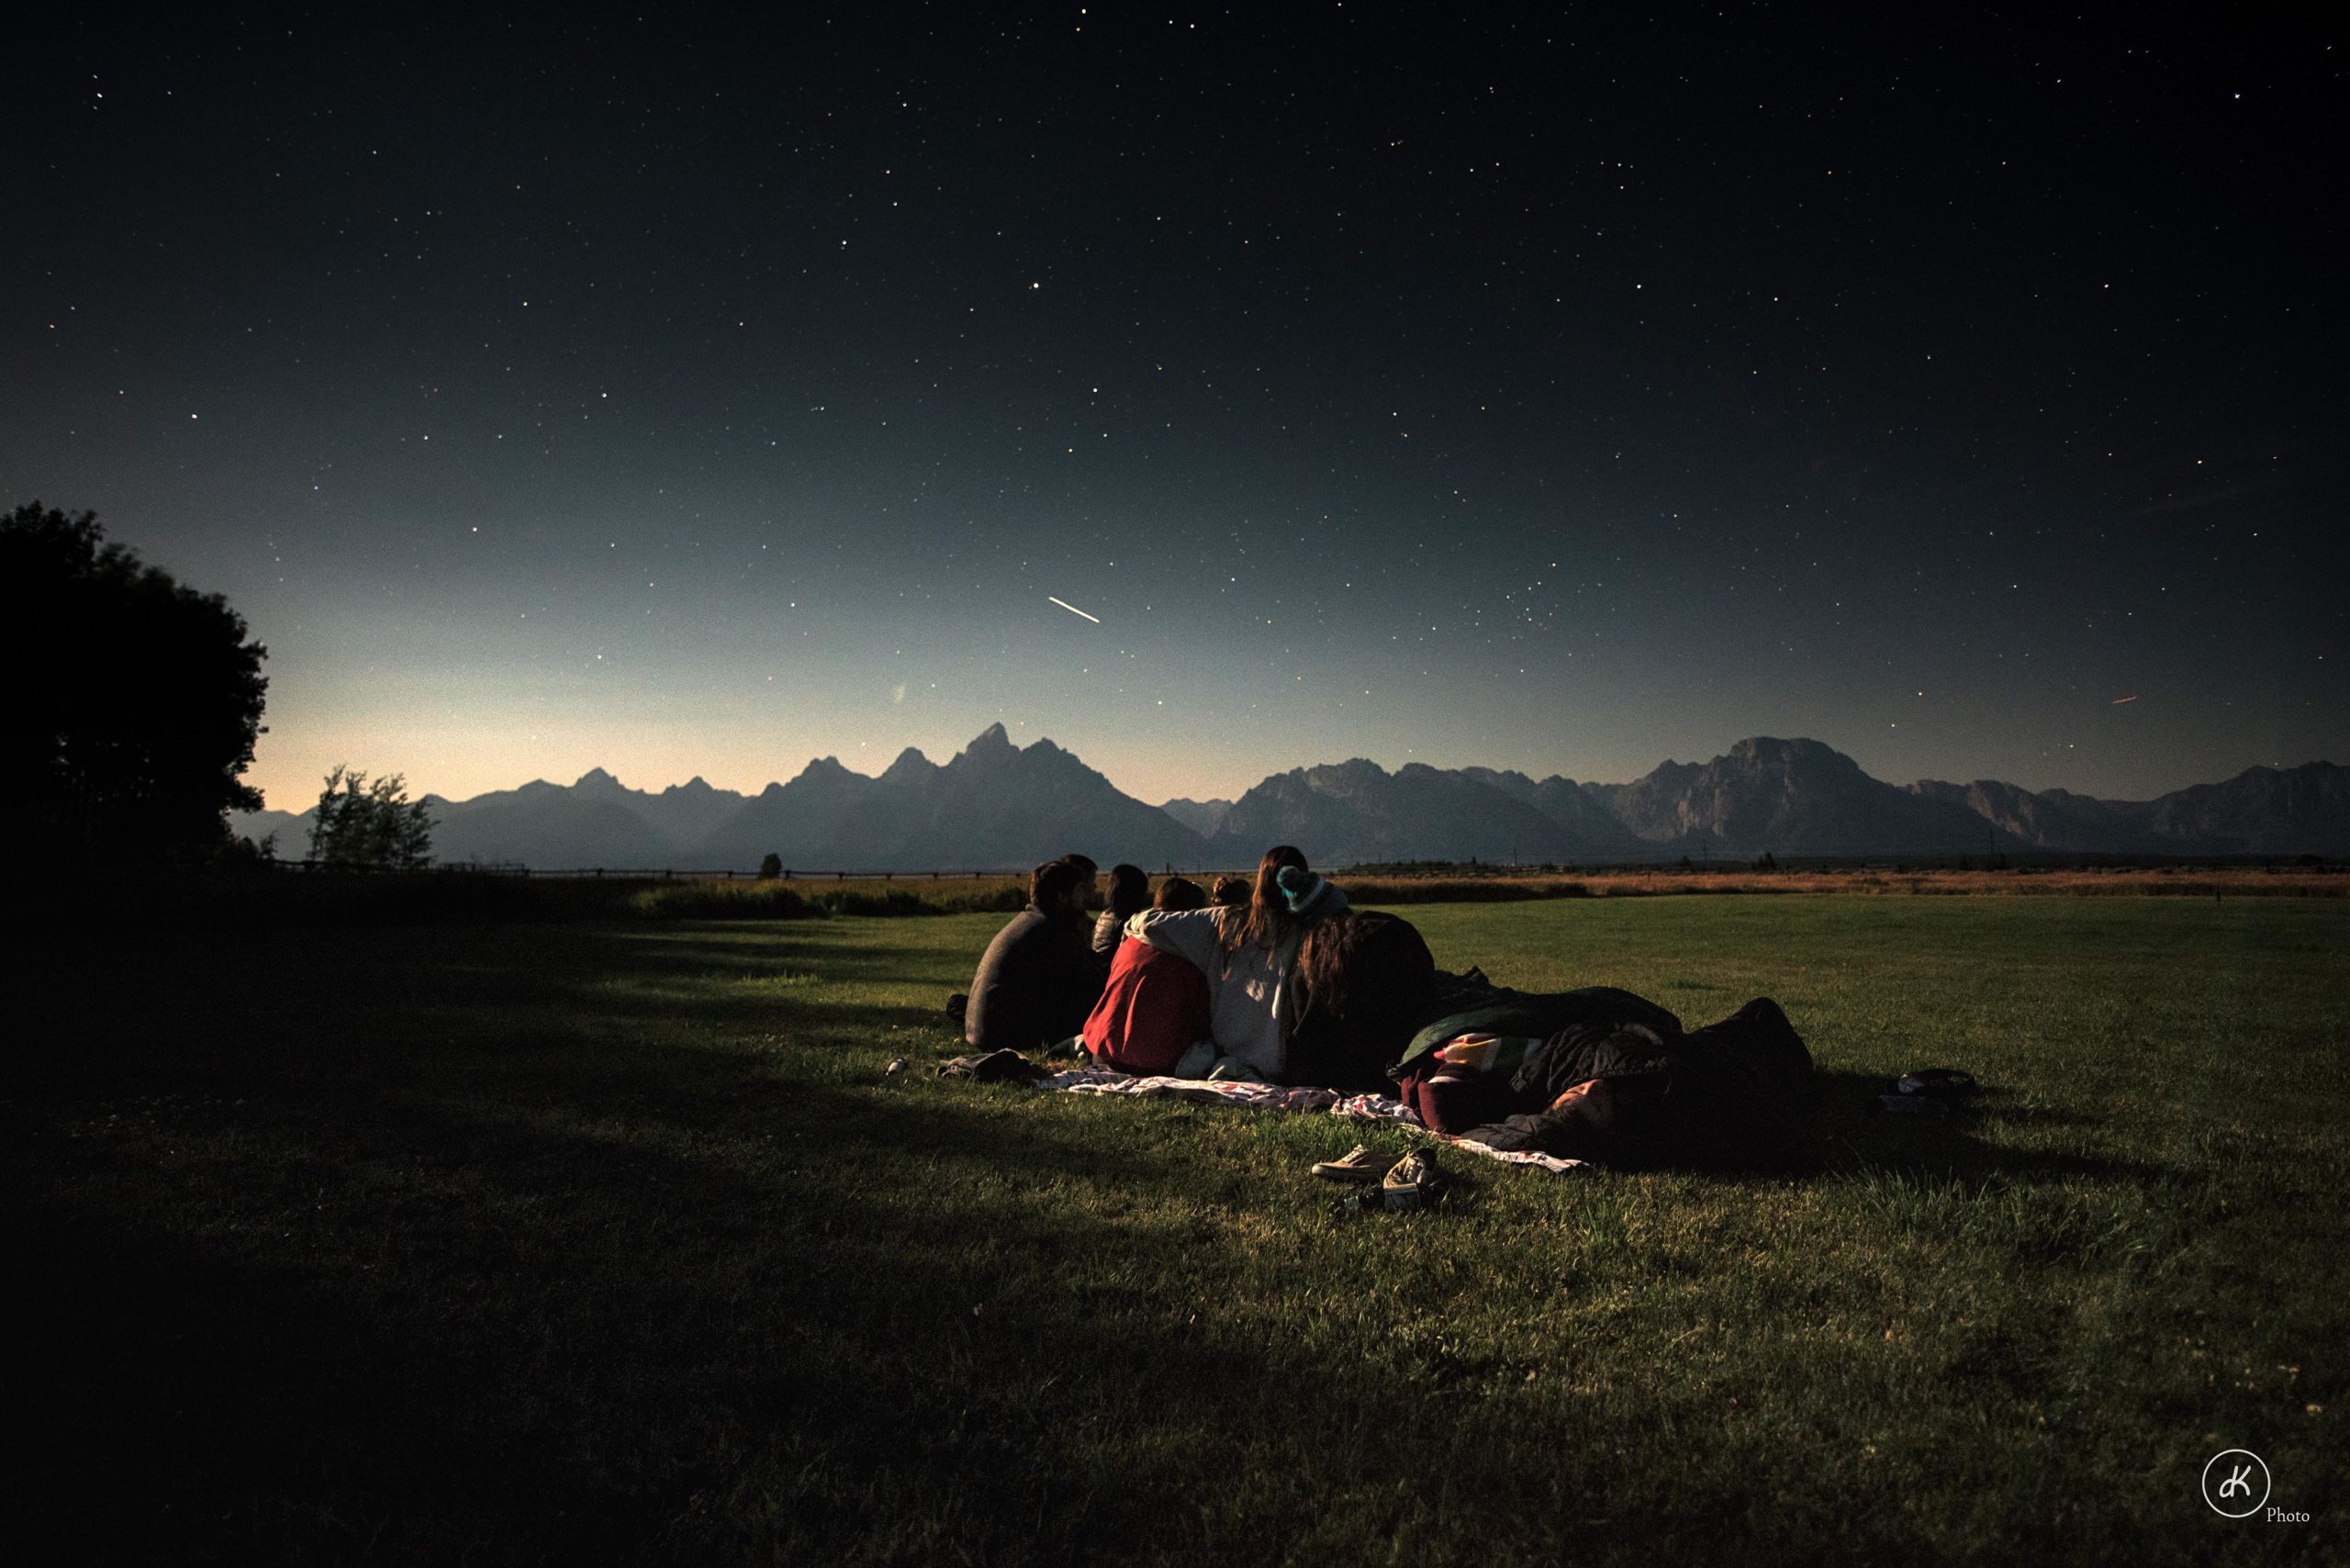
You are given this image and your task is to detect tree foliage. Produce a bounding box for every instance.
[309,766,435,869]
[2,501,268,864]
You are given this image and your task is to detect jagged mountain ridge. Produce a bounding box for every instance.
[1595,736,2015,856]
[228,733,2349,867]
[695,723,1207,872]
[1158,797,1234,838]
[1203,759,1624,866]
[1908,761,2350,857]
[1455,767,1651,857]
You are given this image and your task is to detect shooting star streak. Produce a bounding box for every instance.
[1048,596,1102,623]
[2111,695,2139,705]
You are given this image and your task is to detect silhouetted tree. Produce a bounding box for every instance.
[758,852,783,879]
[2,502,268,864]
[308,766,435,869]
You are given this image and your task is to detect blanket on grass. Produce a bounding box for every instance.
[1036,1068,1587,1177]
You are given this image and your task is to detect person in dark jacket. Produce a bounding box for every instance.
[965,860,1106,1050]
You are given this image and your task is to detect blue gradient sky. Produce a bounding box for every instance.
[6,9,2342,808]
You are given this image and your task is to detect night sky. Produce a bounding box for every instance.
[7,8,2343,811]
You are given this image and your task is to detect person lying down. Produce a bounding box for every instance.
[1393,994,1815,1170]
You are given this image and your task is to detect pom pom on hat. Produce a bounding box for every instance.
[1275,863,1348,919]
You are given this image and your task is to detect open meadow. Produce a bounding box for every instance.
[10,893,2345,1564]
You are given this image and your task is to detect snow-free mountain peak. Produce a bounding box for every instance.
[879,746,937,785]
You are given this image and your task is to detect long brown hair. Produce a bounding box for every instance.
[1217,845,1309,953]
[1295,910,1374,1014]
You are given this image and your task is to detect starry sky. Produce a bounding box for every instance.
[6,7,2344,810]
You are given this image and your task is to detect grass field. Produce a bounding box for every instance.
[10,896,2345,1563]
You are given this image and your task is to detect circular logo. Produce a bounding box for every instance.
[2201,1449,2271,1518]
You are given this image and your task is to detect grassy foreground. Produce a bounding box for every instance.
[9,897,2345,1564]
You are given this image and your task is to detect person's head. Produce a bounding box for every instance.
[1105,863,1150,918]
[1031,858,1087,915]
[1221,845,1312,952]
[1057,853,1101,908]
[1275,863,1348,921]
[1152,875,1208,913]
[1210,874,1251,908]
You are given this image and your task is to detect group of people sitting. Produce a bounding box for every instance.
[961,846,1816,1168]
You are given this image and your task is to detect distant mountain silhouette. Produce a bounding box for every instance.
[1905,778,2156,853]
[696,723,1207,871]
[227,734,2348,868]
[1906,762,2349,856]
[428,773,677,868]
[1158,797,1234,838]
[1594,736,2013,857]
[632,774,744,850]
[231,804,313,854]
[1204,759,1624,866]
[1456,767,1651,857]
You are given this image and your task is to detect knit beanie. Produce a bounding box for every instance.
[1275,864,1348,919]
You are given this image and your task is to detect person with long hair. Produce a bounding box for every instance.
[1285,906,1441,1092]
[1119,846,1345,1079]
[1091,863,1151,956]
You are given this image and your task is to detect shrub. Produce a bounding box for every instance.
[629,881,820,920]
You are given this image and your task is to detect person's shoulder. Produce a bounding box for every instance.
[1129,907,1220,933]
[989,904,1050,944]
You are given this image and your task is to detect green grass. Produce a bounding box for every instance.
[10,897,2345,1563]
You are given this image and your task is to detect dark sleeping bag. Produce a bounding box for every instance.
[1461,997,1815,1169]
[1391,984,1685,1083]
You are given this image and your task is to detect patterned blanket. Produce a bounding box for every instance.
[1037,1069,1587,1177]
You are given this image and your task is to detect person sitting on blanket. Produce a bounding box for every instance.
[1284,908,1440,1093]
[1091,863,1151,957]
[1082,875,1213,1074]
[964,858,1107,1052]
[1393,991,1815,1169]
[1116,846,1348,1081]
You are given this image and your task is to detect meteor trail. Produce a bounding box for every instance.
[1048,596,1102,623]
[2111,695,2139,705]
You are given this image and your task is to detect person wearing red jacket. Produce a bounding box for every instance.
[1082,876,1212,1073]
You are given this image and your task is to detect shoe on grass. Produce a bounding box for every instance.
[1311,1145,1394,1183]
[1382,1149,1446,1211]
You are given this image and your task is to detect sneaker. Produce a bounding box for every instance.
[1206,1058,1268,1083]
[1382,1149,1446,1211]
[1895,1067,1978,1099]
[1311,1145,1394,1183]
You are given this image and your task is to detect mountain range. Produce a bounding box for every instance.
[232,728,2349,870]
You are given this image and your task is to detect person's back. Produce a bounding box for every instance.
[1081,873,1216,1073]
[1286,910,1438,1091]
[1123,849,1343,1078]
[965,861,1103,1050]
